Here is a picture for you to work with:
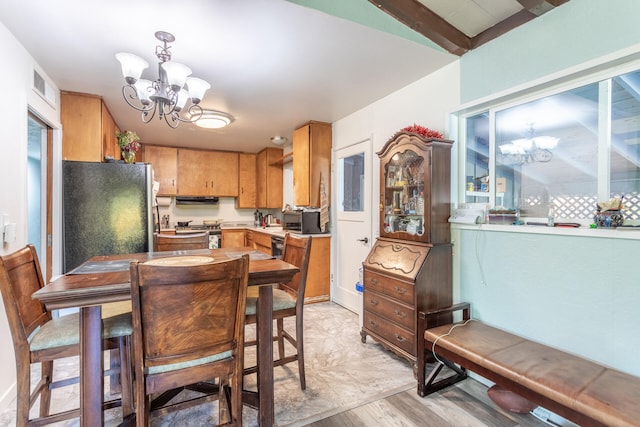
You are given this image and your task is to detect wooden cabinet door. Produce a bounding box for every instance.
[221,229,246,248]
[293,121,331,207]
[61,92,103,161]
[101,105,119,161]
[237,153,257,208]
[177,149,239,196]
[256,147,283,208]
[144,145,178,196]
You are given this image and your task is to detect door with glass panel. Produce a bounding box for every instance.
[334,139,371,319]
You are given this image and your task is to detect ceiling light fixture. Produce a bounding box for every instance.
[194,110,234,129]
[499,124,559,165]
[116,31,220,129]
[270,136,288,145]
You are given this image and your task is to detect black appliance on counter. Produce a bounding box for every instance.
[283,210,325,234]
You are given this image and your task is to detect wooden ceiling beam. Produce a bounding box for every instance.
[368,0,471,56]
[369,0,570,56]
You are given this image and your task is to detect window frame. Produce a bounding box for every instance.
[453,54,640,228]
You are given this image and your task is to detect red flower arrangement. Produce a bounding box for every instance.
[400,124,443,139]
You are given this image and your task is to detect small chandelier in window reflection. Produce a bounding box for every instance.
[499,125,558,165]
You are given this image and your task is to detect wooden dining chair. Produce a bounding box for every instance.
[244,233,312,389]
[129,254,249,426]
[0,244,133,426]
[153,232,209,252]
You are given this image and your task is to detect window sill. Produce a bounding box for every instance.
[451,222,640,240]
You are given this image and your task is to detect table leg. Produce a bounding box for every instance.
[257,285,274,426]
[80,305,104,426]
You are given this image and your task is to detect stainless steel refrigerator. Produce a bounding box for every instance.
[62,161,153,273]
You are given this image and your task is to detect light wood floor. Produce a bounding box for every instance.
[307,377,549,427]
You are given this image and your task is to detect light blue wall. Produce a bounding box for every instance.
[456,0,640,376]
[455,228,640,375]
[461,0,640,103]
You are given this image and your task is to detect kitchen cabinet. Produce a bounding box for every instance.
[221,229,246,248]
[256,147,283,208]
[251,229,273,255]
[61,91,122,162]
[361,131,454,367]
[304,235,331,303]
[177,148,239,197]
[293,121,332,207]
[143,145,178,196]
[237,153,257,208]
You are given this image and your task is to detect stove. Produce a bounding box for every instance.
[174,224,222,248]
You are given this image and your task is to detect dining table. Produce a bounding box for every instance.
[32,247,299,427]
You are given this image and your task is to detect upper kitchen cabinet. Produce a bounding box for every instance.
[177,148,239,197]
[256,147,283,209]
[237,153,257,208]
[61,91,121,162]
[293,121,332,207]
[143,145,178,196]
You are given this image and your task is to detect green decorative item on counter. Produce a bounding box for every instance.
[116,130,141,164]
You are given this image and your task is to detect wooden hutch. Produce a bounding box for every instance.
[361,131,454,367]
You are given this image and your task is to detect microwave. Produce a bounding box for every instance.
[283,211,325,234]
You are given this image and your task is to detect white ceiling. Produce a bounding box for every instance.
[1,0,457,153]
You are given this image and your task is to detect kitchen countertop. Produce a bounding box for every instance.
[159,226,330,238]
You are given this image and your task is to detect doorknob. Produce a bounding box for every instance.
[357,237,369,244]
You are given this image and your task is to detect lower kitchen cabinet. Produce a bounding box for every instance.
[251,230,273,255]
[360,238,452,367]
[304,235,330,303]
[221,229,246,248]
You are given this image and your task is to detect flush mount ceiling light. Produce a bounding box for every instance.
[115,31,213,128]
[193,110,234,129]
[270,136,288,145]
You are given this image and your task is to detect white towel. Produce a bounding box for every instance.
[319,173,329,232]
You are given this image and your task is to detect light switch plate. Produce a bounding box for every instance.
[4,222,16,243]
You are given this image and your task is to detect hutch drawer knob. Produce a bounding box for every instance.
[370,278,378,285]
[394,309,407,318]
[394,286,407,294]
[395,334,406,342]
[369,299,379,306]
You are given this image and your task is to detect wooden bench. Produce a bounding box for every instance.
[417,303,640,427]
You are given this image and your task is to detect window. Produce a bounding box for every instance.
[461,68,640,222]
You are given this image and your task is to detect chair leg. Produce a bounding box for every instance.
[16,358,32,427]
[295,313,306,390]
[119,336,134,418]
[276,318,285,360]
[39,360,54,417]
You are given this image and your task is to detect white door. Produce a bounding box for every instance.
[333,138,372,323]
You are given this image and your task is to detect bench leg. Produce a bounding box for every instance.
[419,355,467,397]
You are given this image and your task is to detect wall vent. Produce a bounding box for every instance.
[33,70,56,107]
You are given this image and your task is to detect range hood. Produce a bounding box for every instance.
[175,196,219,205]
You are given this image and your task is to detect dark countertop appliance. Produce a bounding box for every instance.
[283,210,325,234]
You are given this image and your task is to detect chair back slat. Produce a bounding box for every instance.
[0,245,50,342]
[154,232,209,252]
[130,255,249,369]
[279,234,312,304]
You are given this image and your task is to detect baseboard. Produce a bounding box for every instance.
[0,381,16,414]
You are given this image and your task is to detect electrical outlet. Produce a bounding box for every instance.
[531,406,550,422]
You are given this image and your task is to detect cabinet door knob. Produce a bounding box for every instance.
[357,237,369,244]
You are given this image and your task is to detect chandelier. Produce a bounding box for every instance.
[499,125,558,165]
[116,31,223,128]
